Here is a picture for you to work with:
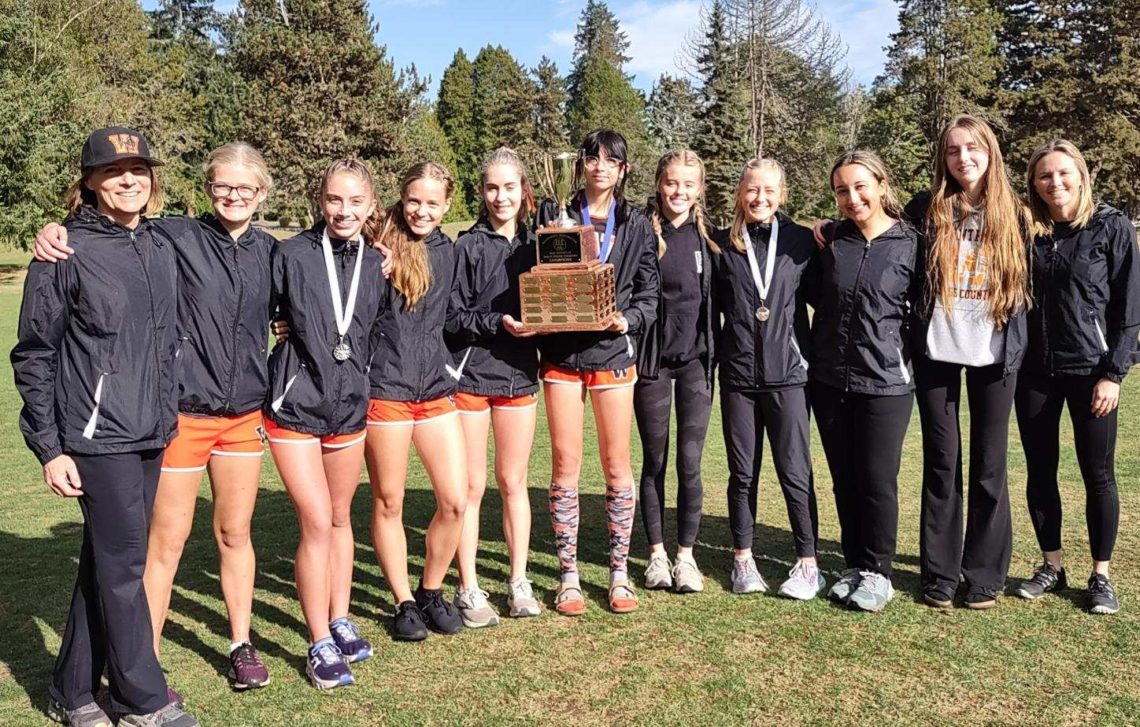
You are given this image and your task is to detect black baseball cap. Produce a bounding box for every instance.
[81,126,164,170]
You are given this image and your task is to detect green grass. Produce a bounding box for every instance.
[1,263,1138,726]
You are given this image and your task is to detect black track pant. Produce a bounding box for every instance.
[50,450,169,715]
[812,383,912,577]
[634,358,712,548]
[1015,373,1120,562]
[916,360,1015,593]
[722,386,818,557]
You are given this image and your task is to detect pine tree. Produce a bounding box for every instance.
[565,0,632,105]
[646,75,700,151]
[471,46,535,156]
[437,49,477,216]
[530,56,569,153]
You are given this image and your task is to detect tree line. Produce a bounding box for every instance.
[1,0,1136,247]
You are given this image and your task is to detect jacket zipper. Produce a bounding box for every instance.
[1046,240,1057,375]
[132,230,167,436]
[842,241,872,392]
[224,240,244,412]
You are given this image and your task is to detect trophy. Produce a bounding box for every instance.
[519,152,618,332]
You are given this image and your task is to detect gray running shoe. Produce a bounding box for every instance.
[778,560,826,601]
[644,552,674,590]
[507,577,541,618]
[1088,573,1120,615]
[827,568,863,603]
[848,571,895,612]
[47,700,113,727]
[117,704,199,727]
[730,557,768,594]
[1015,562,1067,600]
[455,586,500,628]
[672,556,705,593]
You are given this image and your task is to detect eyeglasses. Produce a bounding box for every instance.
[582,156,622,171]
[208,183,261,201]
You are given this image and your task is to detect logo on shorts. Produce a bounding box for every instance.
[108,133,141,155]
[614,368,629,380]
[255,425,268,445]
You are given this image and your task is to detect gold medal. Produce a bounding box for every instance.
[756,305,770,322]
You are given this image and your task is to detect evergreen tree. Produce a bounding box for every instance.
[646,75,700,151]
[437,49,477,216]
[471,45,535,156]
[529,56,569,153]
[565,0,632,105]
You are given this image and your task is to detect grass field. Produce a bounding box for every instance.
[0,251,1138,726]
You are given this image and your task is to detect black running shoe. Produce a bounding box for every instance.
[414,586,464,635]
[1088,573,1120,615]
[393,600,428,642]
[1015,562,1067,599]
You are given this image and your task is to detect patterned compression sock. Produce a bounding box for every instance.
[549,481,580,580]
[607,485,635,581]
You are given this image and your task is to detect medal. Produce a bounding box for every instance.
[321,229,364,363]
[743,216,779,325]
[581,197,618,262]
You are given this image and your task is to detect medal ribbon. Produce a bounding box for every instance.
[321,228,364,344]
[742,216,779,308]
[581,197,618,262]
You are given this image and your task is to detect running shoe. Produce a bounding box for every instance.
[827,568,862,603]
[46,700,112,727]
[305,638,354,690]
[117,704,200,727]
[330,617,373,663]
[778,561,826,601]
[1015,562,1067,600]
[730,557,768,594]
[644,553,673,590]
[393,600,428,641]
[672,555,705,594]
[414,586,464,635]
[455,586,501,628]
[165,687,184,710]
[848,571,894,612]
[1089,573,1120,615]
[228,642,270,689]
[507,576,541,618]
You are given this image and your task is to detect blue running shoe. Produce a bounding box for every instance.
[305,638,354,690]
[330,617,373,663]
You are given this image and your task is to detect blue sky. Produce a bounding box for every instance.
[143,0,899,95]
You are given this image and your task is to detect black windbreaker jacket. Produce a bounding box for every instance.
[638,215,716,387]
[810,218,920,396]
[12,207,179,464]
[902,191,1028,377]
[445,218,540,397]
[369,227,458,401]
[157,214,274,416]
[1024,203,1140,382]
[265,225,386,435]
[535,193,660,372]
[711,213,817,391]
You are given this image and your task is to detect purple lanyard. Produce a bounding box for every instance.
[581,198,617,262]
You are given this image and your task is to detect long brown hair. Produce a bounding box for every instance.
[478,147,536,227]
[1025,139,1096,232]
[728,158,786,253]
[66,166,164,217]
[927,115,1030,328]
[377,162,455,310]
[829,150,904,220]
[647,149,717,257]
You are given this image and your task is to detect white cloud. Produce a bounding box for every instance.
[823,0,899,86]
[549,29,576,49]
[617,1,701,83]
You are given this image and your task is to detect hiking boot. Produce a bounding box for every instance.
[330,617,373,663]
[1089,573,1120,615]
[1015,562,1067,600]
[304,638,353,690]
[507,577,541,618]
[644,552,674,590]
[455,586,501,628]
[827,568,862,603]
[228,642,270,690]
[848,571,895,612]
[46,700,112,727]
[414,585,464,635]
[672,555,705,594]
[730,557,767,594]
[778,561,826,601]
[117,704,200,727]
[393,600,428,642]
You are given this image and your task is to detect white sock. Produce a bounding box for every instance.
[735,552,753,563]
[229,641,245,655]
[676,551,697,565]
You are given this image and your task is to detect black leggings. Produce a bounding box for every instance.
[1015,373,1120,562]
[721,386,818,557]
[812,383,913,577]
[916,360,1016,592]
[633,358,713,548]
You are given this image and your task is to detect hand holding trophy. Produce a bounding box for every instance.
[519,151,618,332]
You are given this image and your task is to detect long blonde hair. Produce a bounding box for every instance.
[926,116,1030,328]
[829,150,904,220]
[377,162,455,310]
[66,167,164,216]
[647,150,717,257]
[1026,139,1096,232]
[729,158,786,253]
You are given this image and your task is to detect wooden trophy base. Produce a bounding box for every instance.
[519,260,618,332]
